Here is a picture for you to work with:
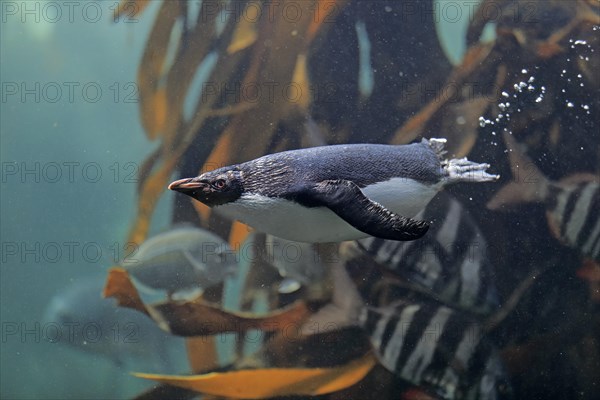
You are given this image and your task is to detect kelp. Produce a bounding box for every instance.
[199,0,346,172]
[103,268,311,336]
[136,0,180,140]
[133,352,377,399]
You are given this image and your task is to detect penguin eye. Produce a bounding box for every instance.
[213,179,226,189]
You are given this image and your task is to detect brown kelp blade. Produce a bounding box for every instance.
[200,0,347,171]
[103,267,149,315]
[137,0,182,140]
[227,3,259,54]
[149,297,310,336]
[228,221,253,250]
[186,336,219,374]
[133,352,377,398]
[103,267,310,336]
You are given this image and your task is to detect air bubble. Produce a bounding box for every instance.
[478,117,493,127]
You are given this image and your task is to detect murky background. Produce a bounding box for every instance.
[1,1,598,399]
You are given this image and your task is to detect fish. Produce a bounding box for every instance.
[124,225,238,300]
[44,276,184,370]
[303,263,511,400]
[264,234,327,295]
[347,193,501,315]
[359,300,510,400]
[488,133,600,261]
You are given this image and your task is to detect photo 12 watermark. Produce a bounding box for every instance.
[1,1,140,24]
[1,82,139,104]
[1,321,141,344]
[0,241,139,264]
[1,161,139,184]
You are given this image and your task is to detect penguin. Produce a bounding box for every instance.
[169,139,499,243]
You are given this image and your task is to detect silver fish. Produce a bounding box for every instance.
[44,276,184,370]
[124,226,238,299]
[264,234,327,295]
[488,133,600,261]
[349,192,500,315]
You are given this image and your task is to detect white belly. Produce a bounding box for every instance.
[215,178,439,243]
[362,177,439,218]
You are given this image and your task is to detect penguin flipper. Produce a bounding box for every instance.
[297,180,430,241]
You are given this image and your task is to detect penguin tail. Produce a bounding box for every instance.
[300,256,363,335]
[424,137,448,160]
[487,132,549,210]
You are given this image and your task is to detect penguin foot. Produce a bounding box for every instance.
[443,158,500,183]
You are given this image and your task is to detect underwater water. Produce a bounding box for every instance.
[1,1,599,400]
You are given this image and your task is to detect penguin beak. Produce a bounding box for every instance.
[169,175,240,207]
[168,178,208,195]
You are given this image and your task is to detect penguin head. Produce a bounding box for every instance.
[168,168,243,207]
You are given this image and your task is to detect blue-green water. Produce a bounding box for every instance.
[1,3,170,398]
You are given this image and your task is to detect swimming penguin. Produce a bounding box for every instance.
[169,139,499,243]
